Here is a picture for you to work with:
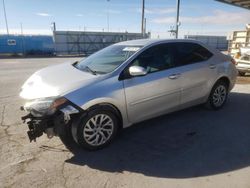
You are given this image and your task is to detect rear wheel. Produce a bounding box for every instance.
[73,109,119,150]
[206,80,228,110]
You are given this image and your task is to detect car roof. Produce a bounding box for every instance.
[115,39,204,47]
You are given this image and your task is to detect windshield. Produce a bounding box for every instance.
[76,45,142,74]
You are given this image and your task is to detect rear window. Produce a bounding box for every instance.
[175,42,213,66]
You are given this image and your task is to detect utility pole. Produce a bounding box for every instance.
[20,23,23,35]
[51,22,56,31]
[175,0,180,39]
[143,18,146,37]
[20,23,25,56]
[141,0,145,35]
[107,0,110,32]
[2,0,9,35]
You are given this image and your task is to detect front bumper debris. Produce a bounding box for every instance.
[21,113,59,142]
[21,104,80,142]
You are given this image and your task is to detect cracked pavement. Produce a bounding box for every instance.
[0,57,250,188]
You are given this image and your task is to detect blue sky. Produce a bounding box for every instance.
[0,0,250,38]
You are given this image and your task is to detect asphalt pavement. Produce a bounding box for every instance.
[0,57,250,188]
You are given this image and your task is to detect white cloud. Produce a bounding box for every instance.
[0,29,52,35]
[152,17,175,24]
[105,9,121,14]
[152,10,250,25]
[76,14,84,17]
[36,13,51,17]
[136,8,176,15]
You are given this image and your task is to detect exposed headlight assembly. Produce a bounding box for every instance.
[23,97,67,117]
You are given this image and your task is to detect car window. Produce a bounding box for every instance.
[76,45,142,74]
[175,42,213,66]
[130,44,177,74]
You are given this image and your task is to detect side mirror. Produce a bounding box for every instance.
[129,66,147,76]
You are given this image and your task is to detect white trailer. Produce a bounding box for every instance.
[228,24,250,56]
[229,25,250,76]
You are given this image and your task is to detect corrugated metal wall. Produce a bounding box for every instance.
[0,35,54,55]
[53,31,149,56]
[184,35,228,51]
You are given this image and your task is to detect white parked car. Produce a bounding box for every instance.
[234,47,250,76]
[20,39,238,150]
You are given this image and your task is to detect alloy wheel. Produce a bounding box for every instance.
[212,85,227,107]
[83,114,114,146]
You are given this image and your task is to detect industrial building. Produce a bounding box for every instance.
[0,31,149,56]
[53,31,149,56]
[184,35,228,51]
[0,35,54,56]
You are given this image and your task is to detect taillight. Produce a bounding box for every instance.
[234,52,241,59]
[231,58,238,65]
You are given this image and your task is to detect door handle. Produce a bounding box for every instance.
[209,64,216,69]
[169,73,181,80]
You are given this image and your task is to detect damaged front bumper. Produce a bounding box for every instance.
[21,104,81,142]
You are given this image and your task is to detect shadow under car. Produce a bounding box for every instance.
[65,92,250,178]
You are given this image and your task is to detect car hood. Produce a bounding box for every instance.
[20,62,99,100]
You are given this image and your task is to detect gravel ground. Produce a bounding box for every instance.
[0,57,250,188]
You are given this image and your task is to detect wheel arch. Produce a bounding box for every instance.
[86,103,123,131]
[71,102,124,145]
[205,75,230,110]
[216,76,230,89]
[205,76,231,102]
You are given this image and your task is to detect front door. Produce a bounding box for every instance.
[122,43,181,123]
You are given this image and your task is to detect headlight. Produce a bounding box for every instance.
[24,97,67,117]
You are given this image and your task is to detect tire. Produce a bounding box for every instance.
[205,80,229,110]
[238,71,246,76]
[72,108,119,151]
[58,119,80,152]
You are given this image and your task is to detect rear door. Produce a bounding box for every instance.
[122,43,182,123]
[174,42,215,107]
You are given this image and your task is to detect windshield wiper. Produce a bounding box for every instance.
[72,61,98,75]
[72,61,79,68]
[84,66,97,75]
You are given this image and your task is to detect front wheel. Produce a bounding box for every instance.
[73,109,119,150]
[205,81,228,110]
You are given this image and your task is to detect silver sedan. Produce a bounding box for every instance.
[20,39,238,150]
